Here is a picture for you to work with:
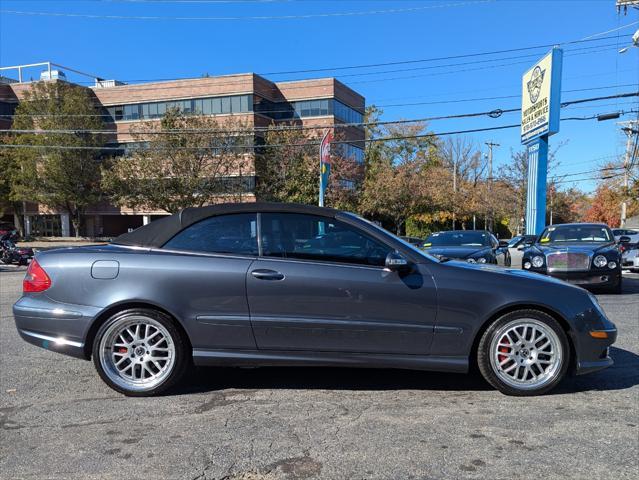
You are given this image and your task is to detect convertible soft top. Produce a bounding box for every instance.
[112,202,339,248]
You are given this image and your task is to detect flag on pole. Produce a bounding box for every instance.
[319,131,333,207]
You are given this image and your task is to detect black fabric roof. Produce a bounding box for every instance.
[112,202,340,248]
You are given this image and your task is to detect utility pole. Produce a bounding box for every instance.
[620,120,639,227]
[485,142,499,232]
[452,158,457,230]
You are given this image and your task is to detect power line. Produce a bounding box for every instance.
[377,83,639,108]
[3,113,638,151]
[0,34,626,95]
[2,92,637,135]
[551,165,626,179]
[2,84,637,121]
[555,173,623,185]
[0,1,494,21]
[32,39,624,88]
[261,34,633,76]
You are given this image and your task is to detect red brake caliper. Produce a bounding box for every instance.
[117,347,128,354]
[498,336,510,362]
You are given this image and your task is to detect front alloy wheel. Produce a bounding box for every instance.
[478,310,569,396]
[93,308,188,396]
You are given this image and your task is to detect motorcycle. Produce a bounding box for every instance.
[0,232,34,266]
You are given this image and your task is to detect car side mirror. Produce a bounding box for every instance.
[517,244,526,251]
[385,251,409,271]
[619,236,631,244]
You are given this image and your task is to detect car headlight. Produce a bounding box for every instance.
[523,261,532,269]
[467,258,476,264]
[594,255,607,268]
[608,261,617,269]
[532,256,544,268]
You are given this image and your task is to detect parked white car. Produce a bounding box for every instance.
[506,234,537,268]
[621,246,639,272]
[612,228,639,245]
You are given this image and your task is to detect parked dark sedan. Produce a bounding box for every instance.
[522,223,625,294]
[423,230,510,266]
[399,236,424,248]
[14,203,616,397]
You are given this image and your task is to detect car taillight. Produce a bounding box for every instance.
[23,258,51,293]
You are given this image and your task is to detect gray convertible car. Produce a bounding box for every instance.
[14,203,617,396]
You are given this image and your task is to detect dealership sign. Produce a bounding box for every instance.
[521,48,563,144]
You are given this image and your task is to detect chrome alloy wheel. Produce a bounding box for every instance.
[99,316,176,392]
[489,319,562,391]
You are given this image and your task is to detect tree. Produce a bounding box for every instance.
[9,81,107,236]
[439,136,487,230]
[547,185,588,225]
[582,160,638,227]
[102,111,252,213]
[359,108,445,234]
[255,125,362,208]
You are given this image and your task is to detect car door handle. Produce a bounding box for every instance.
[251,269,285,281]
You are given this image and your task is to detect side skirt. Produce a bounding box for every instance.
[192,349,468,373]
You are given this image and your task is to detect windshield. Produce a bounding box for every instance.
[539,225,613,244]
[425,231,490,247]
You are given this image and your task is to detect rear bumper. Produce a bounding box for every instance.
[13,295,100,359]
[17,328,86,359]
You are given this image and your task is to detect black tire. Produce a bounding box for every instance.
[477,309,570,396]
[92,308,189,397]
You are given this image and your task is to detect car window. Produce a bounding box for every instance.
[425,231,491,247]
[261,213,391,267]
[539,225,613,243]
[163,213,258,255]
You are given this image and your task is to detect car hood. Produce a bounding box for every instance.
[445,260,574,287]
[529,242,617,255]
[424,246,490,259]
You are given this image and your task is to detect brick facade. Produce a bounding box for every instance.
[0,69,365,237]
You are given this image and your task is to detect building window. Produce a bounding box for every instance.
[335,143,365,164]
[254,96,362,124]
[339,179,356,190]
[104,94,253,122]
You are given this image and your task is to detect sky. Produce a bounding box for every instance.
[1,0,638,193]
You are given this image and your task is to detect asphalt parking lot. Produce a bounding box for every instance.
[1,265,638,480]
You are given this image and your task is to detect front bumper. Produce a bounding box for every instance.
[529,269,621,288]
[574,330,617,375]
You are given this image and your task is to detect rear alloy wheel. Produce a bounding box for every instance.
[93,308,188,396]
[477,310,569,396]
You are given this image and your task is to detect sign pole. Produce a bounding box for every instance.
[525,136,549,235]
[318,131,332,207]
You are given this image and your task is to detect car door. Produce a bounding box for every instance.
[246,212,437,355]
[159,213,259,350]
